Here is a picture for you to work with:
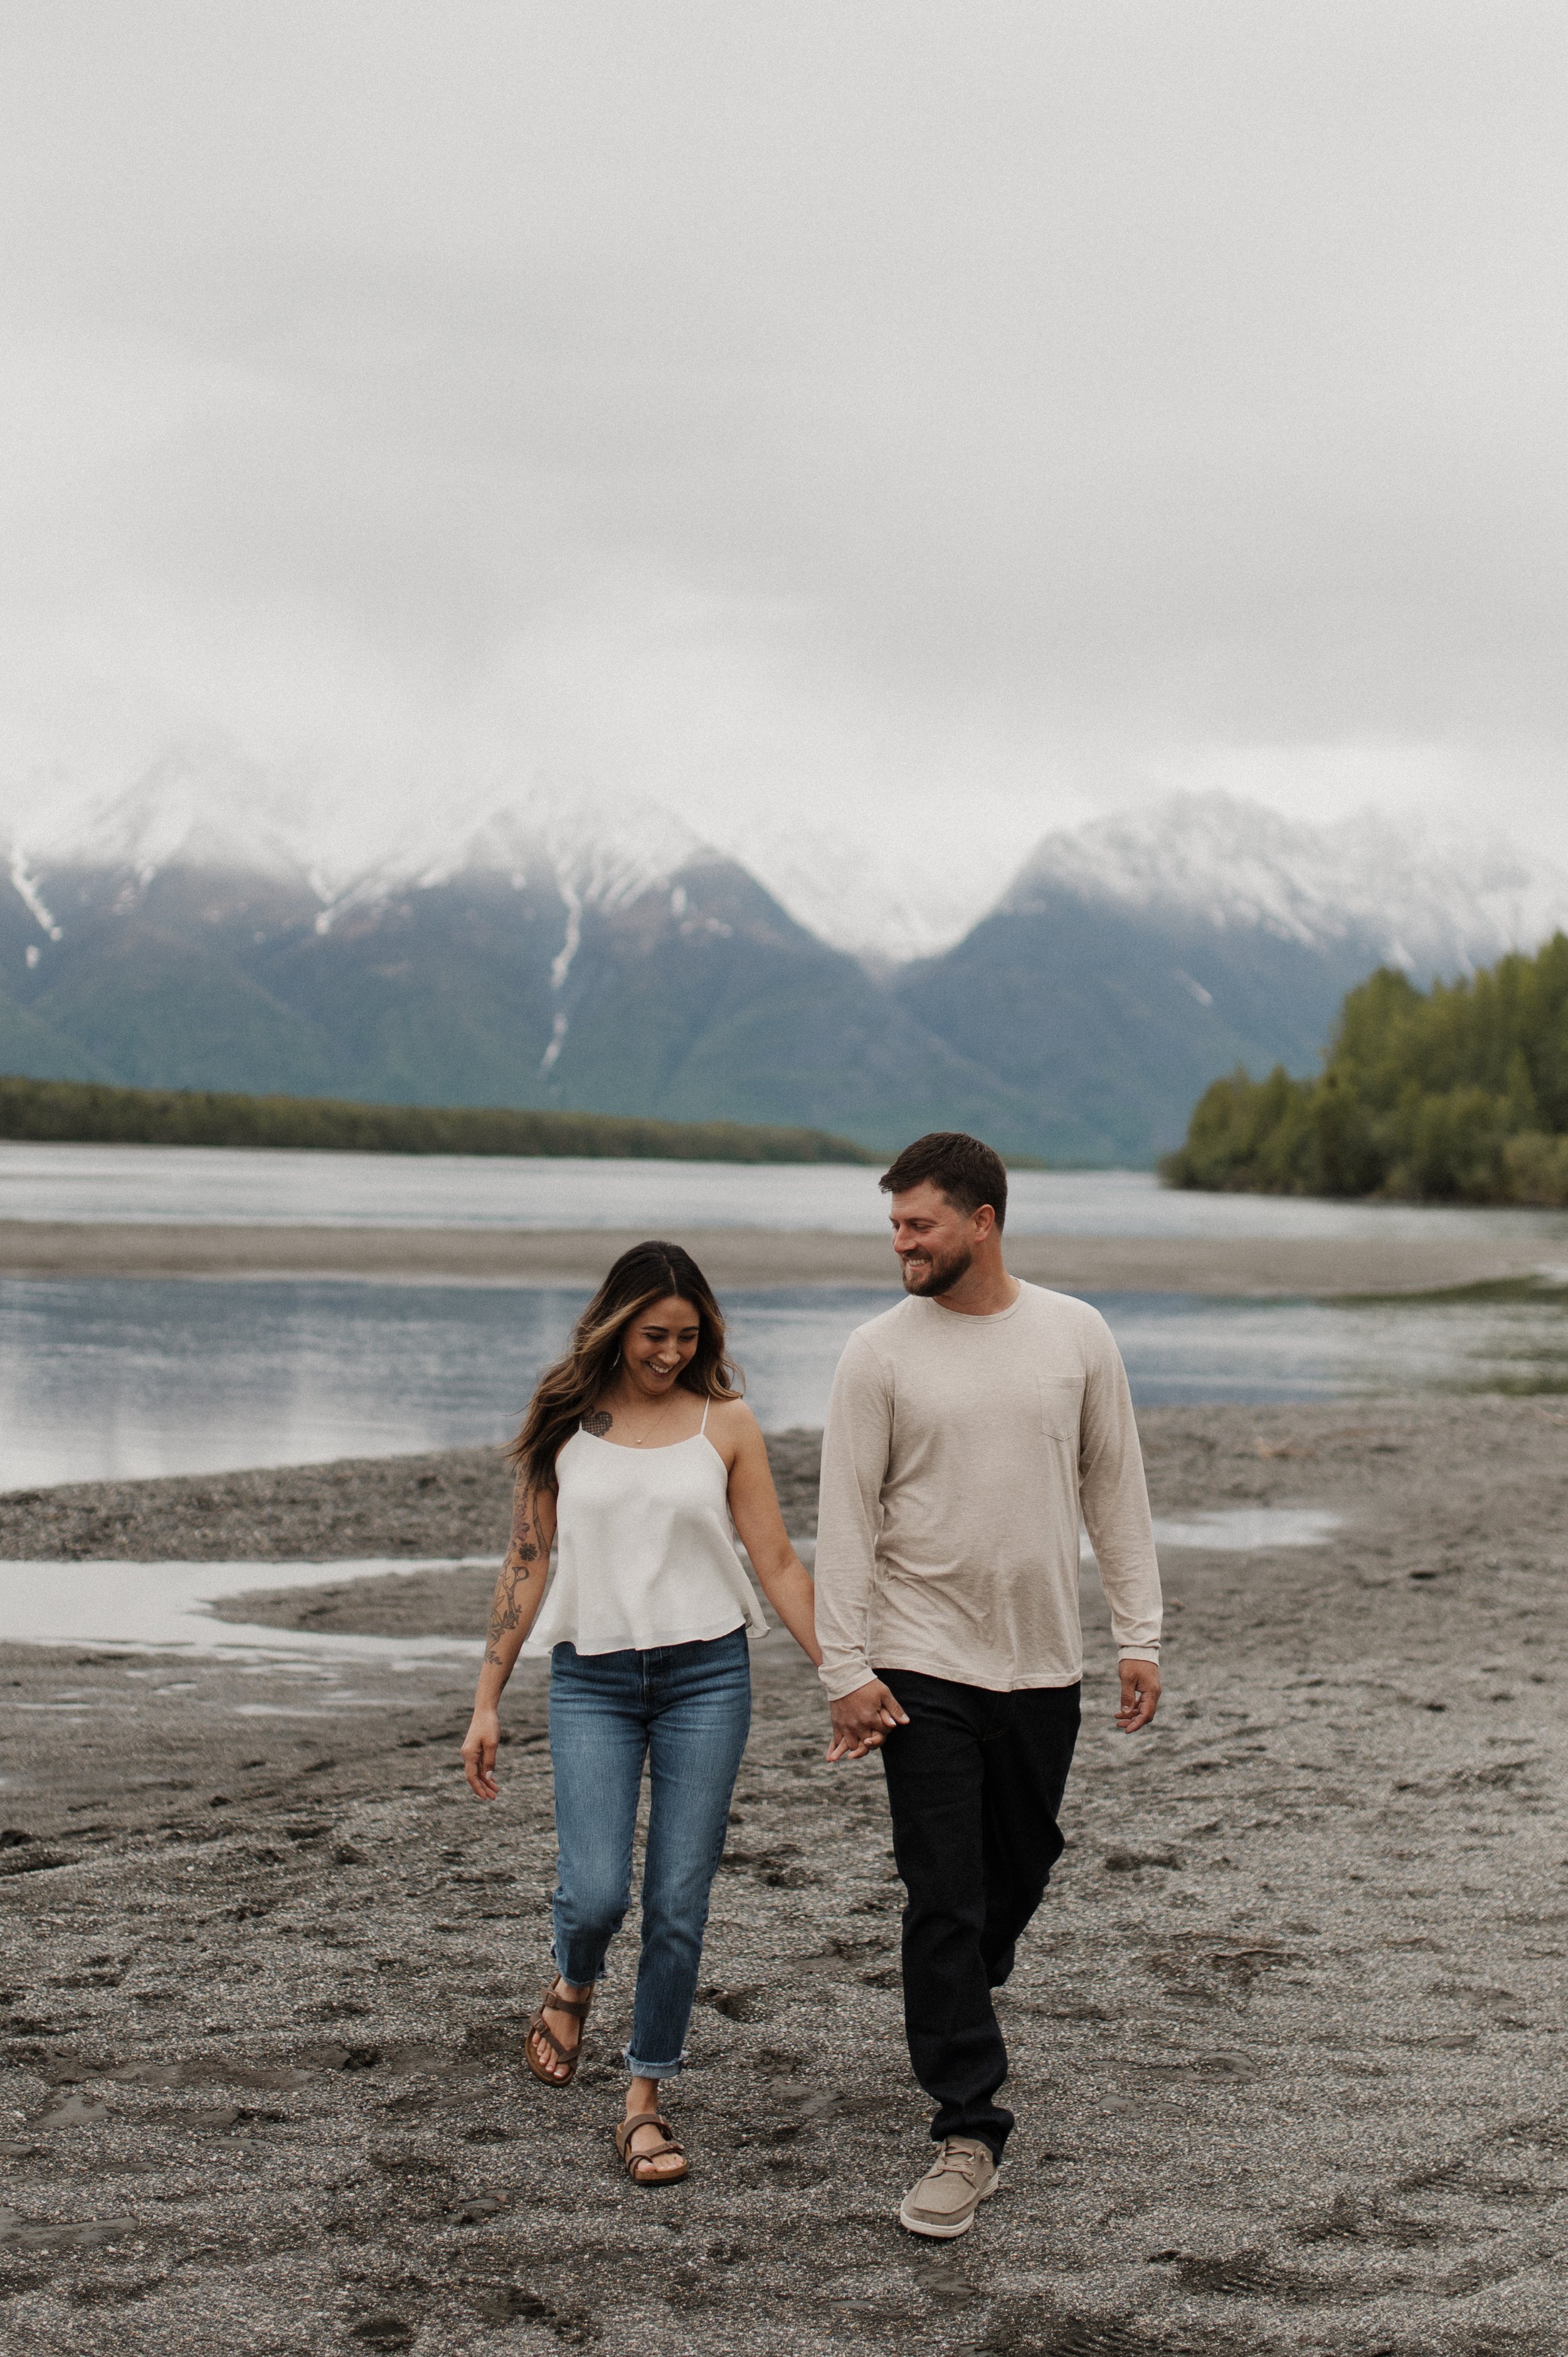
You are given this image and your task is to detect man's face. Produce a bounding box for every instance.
[887,1180,987,1296]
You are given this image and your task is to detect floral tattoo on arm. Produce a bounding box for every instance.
[485,1486,548,1665]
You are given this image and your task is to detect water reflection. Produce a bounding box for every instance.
[6,1141,1567,1245]
[0,1554,482,1660]
[1,1276,1564,1492]
[0,1275,582,1488]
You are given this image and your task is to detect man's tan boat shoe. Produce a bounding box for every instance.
[898,2136,1002,2238]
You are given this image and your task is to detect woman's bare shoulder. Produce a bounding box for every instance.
[706,1390,757,1424]
[705,1394,761,1441]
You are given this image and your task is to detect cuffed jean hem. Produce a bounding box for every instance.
[550,1942,608,1988]
[541,1957,687,2079]
[624,2047,687,2079]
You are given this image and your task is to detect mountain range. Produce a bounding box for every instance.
[4,751,1564,1162]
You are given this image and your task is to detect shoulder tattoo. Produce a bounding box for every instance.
[582,1409,613,1436]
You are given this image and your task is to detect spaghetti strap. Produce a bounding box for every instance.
[530,1387,768,1654]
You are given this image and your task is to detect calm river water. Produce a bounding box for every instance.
[3,1144,1565,1488]
[2,1271,1565,1490]
[7,1140,1568,1243]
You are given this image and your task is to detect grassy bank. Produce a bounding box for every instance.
[0,1075,876,1164]
[1162,932,1568,1203]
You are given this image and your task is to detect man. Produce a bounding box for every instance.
[815,1131,1162,2239]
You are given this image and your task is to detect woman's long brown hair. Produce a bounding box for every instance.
[508,1239,741,1495]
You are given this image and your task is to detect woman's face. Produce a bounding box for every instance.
[620,1293,702,1392]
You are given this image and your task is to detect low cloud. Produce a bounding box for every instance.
[2,3,1564,879]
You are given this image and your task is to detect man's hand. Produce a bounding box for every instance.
[1115,1658,1161,1733]
[825,1678,910,1762]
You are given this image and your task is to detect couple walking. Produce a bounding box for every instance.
[461,1130,1162,2237]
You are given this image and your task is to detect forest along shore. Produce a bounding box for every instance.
[1,1217,1562,1295]
[0,1399,1564,2354]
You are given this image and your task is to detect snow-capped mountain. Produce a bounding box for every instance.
[1004,792,1568,974]
[894,790,1568,1160]
[8,747,733,946]
[4,746,1565,1160]
[13,750,1563,980]
[696,810,1008,965]
[0,744,1027,1147]
[312,780,720,932]
[19,740,314,889]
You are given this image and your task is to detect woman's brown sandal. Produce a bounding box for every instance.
[614,2111,688,2186]
[524,1978,593,2086]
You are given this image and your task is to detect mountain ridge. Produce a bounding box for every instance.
[1006,792,1565,973]
[3,765,1041,1151]
[6,753,1565,1161]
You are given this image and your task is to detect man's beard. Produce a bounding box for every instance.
[899,1244,972,1298]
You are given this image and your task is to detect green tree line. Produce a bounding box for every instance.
[1161,931,1568,1204]
[0,1076,876,1165]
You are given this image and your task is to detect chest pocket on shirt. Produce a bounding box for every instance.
[1039,1375,1085,1441]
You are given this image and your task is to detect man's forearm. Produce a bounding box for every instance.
[1081,1438,1162,1656]
[1079,1338,1165,1657]
[812,1538,879,1698]
[1096,1554,1163,1659]
[813,1586,878,1702]
[814,1345,891,1699]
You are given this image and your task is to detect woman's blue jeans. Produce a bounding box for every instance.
[548,1628,751,2079]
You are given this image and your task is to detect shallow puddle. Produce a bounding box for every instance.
[0,1556,485,1662]
[1147,1507,1342,1550]
[1079,1503,1342,1565]
[0,1506,1342,1660]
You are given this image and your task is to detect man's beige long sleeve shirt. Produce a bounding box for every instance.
[813,1282,1162,1701]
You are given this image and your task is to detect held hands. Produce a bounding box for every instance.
[1115,1657,1161,1734]
[825,1678,910,1763]
[460,1708,502,1799]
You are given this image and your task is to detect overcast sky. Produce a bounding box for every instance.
[2,1,1564,913]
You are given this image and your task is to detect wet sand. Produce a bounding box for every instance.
[1,1400,1565,2354]
[3,1217,1564,1295]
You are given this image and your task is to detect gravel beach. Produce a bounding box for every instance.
[0,1434,823,1577]
[1,1399,1565,2354]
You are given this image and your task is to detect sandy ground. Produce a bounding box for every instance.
[3,1218,1565,1295]
[0,1438,821,1573]
[1,1399,1565,2356]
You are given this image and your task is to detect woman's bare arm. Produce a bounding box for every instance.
[721,1409,822,1666]
[460,1477,557,1798]
[485,1478,556,1666]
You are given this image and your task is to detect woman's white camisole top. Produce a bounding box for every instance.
[524,1399,770,1656]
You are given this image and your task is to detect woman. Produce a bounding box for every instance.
[460,1239,820,2186]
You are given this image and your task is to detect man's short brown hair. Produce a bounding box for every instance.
[879,1131,1008,1232]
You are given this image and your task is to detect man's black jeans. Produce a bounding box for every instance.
[877,1668,1081,2158]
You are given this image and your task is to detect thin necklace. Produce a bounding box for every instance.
[621,1388,676,1447]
